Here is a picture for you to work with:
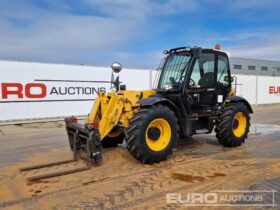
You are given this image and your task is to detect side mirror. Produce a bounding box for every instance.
[111,62,122,73]
[224,76,234,83]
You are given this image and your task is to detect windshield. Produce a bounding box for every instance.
[157,54,192,90]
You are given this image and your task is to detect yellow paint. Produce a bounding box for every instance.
[232,112,247,137]
[86,89,156,140]
[224,99,230,104]
[229,88,236,96]
[145,118,171,152]
[107,130,122,138]
[86,94,102,124]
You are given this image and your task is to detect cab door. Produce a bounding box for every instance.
[185,53,216,116]
[216,54,231,104]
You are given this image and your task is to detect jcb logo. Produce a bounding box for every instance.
[1,83,47,99]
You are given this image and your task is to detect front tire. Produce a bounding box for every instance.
[215,102,250,147]
[125,105,179,164]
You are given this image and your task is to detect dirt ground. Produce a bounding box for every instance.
[0,105,279,210]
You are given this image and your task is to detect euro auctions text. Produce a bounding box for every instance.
[0,82,106,100]
[166,190,277,207]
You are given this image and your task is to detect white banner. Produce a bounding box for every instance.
[257,76,280,104]
[1,61,280,123]
[0,61,151,122]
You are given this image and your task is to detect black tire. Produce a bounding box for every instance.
[101,133,124,148]
[125,105,179,164]
[215,102,250,147]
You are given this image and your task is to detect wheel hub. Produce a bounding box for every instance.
[147,126,161,141]
[145,118,172,152]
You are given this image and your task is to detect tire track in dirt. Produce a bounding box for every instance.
[0,169,159,208]
[125,163,279,209]
[0,148,228,209]
[65,156,278,210]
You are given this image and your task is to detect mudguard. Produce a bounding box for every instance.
[225,96,253,113]
[138,96,177,110]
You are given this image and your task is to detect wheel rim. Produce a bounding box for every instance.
[232,112,247,138]
[145,118,171,152]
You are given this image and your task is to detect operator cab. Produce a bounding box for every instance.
[156,45,232,118]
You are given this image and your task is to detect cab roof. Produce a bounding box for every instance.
[164,46,230,57]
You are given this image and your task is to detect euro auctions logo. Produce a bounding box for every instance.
[0,81,107,102]
[1,83,47,99]
[166,190,277,207]
[269,86,280,95]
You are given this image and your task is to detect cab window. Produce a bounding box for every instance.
[217,55,230,89]
[189,53,215,88]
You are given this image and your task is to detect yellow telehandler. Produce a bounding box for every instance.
[65,45,252,165]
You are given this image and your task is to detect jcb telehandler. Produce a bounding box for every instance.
[65,45,252,164]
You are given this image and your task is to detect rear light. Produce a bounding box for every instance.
[92,123,99,129]
[87,123,99,129]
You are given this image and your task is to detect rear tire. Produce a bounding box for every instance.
[215,102,250,147]
[125,105,179,164]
